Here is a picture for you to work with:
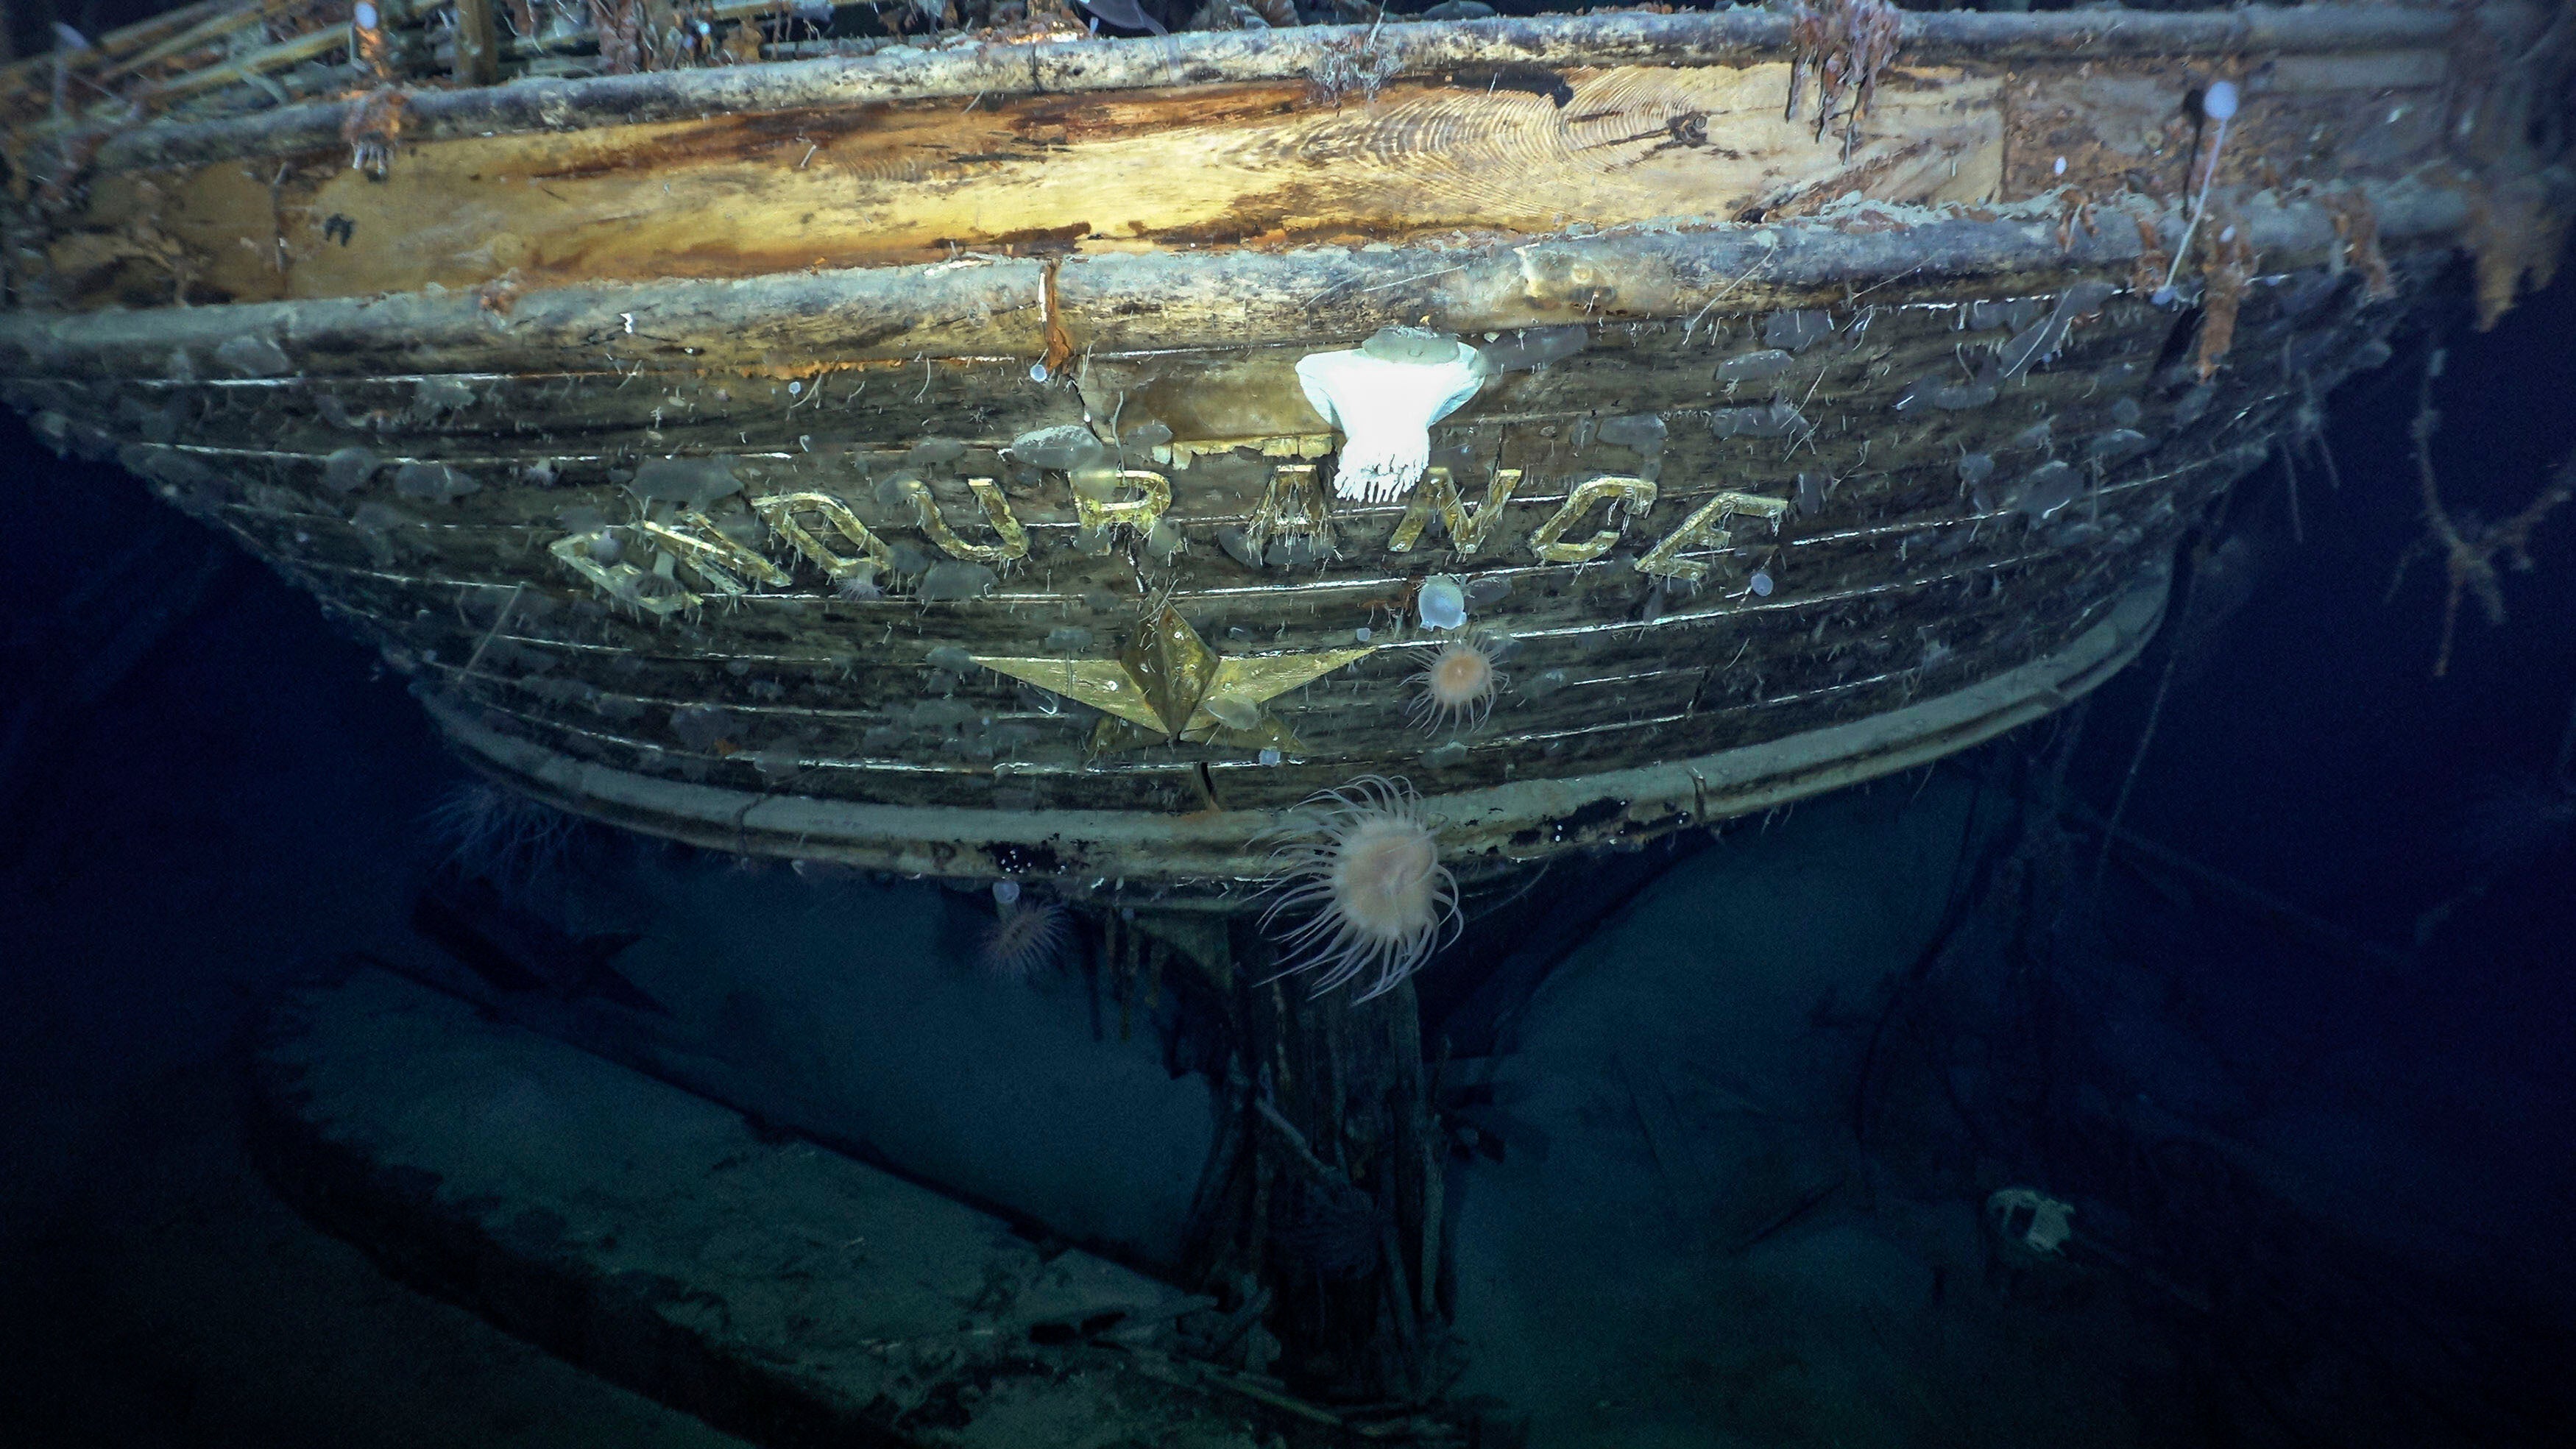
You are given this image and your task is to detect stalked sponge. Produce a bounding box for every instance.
[1296,328,1487,504]
[2154,79,2243,305]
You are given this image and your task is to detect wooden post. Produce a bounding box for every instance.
[454,0,500,85]
[1206,915,1440,1402]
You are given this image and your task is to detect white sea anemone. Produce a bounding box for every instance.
[834,564,883,601]
[423,779,576,893]
[981,893,1069,979]
[1408,634,1507,733]
[1261,776,1459,1000]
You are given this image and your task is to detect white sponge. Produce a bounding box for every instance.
[1295,332,1487,503]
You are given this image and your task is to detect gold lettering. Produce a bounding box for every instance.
[632,511,794,595]
[1635,491,1790,582]
[1526,475,1657,564]
[905,476,1028,564]
[1245,463,1336,560]
[1389,467,1525,556]
[548,532,697,617]
[750,491,893,585]
[1071,468,1172,540]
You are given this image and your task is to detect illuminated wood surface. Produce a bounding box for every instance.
[1,5,2561,890]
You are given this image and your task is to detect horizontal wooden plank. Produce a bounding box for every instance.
[46,26,2477,318]
[79,7,2468,173]
[0,180,2469,379]
[6,194,2426,871]
[414,572,2168,890]
[55,247,2391,829]
[91,63,2002,306]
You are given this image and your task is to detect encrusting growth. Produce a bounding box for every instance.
[2154,79,2241,308]
[1787,0,1900,162]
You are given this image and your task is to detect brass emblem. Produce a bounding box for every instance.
[974,605,1374,756]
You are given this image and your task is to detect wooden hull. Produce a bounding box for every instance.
[4,7,2564,903]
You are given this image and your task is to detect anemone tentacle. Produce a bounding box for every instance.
[1256,775,1460,1000]
[980,898,1069,979]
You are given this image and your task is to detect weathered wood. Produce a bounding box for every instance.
[0,0,240,101]
[77,7,2474,173]
[0,180,2470,375]
[6,6,2561,901]
[90,0,289,88]
[455,0,503,88]
[73,63,2008,306]
[1200,924,1439,1401]
[254,965,1320,1448]
[1,203,2418,890]
[138,7,400,104]
[75,282,2223,760]
[401,573,2164,899]
[40,7,2485,314]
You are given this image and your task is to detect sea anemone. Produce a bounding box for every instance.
[1261,776,1459,1000]
[1408,634,1507,733]
[980,881,1069,979]
[423,779,576,892]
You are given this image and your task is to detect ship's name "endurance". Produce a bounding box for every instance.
[550,462,1788,616]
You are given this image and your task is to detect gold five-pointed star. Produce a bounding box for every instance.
[974,604,1374,756]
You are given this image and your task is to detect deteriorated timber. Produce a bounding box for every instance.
[4,4,2569,904]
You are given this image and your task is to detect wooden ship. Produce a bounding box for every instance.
[4,0,2571,1428]
[5,0,2563,904]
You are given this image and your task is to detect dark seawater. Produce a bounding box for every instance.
[1,263,2570,1448]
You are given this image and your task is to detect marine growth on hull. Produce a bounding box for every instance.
[10,0,2558,899]
[2,1,2570,1429]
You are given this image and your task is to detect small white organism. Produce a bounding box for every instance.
[1416,575,1468,631]
[980,879,1069,979]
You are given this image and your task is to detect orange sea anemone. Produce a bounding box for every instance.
[1261,776,1459,1001]
[1407,634,1507,733]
